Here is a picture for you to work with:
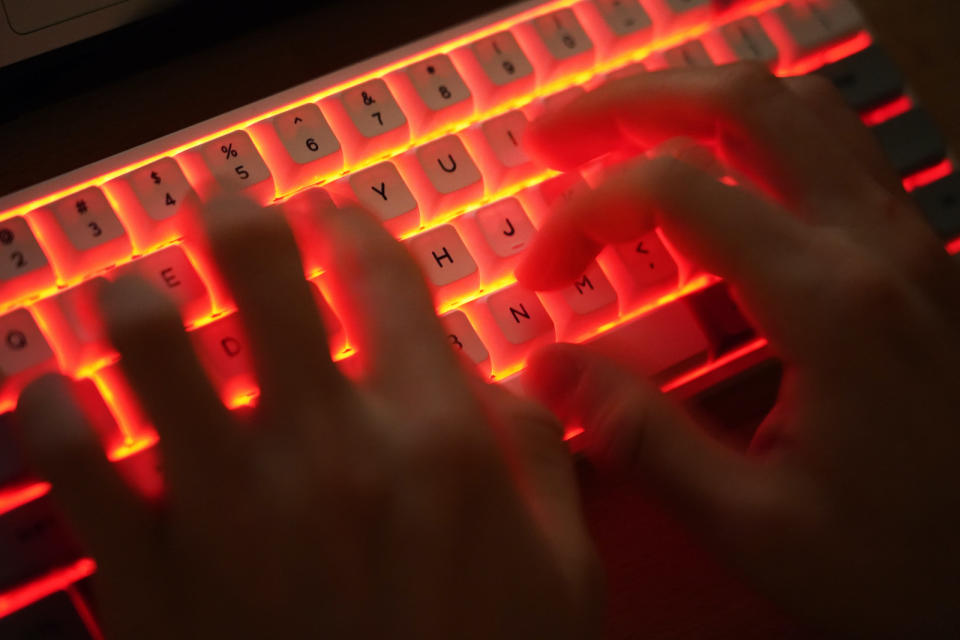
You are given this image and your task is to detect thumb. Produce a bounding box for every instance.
[473,379,602,619]
[523,343,772,535]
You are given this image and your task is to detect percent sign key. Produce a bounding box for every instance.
[221,143,238,159]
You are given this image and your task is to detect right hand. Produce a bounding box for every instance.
[518,63,960,636]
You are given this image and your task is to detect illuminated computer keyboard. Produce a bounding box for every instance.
[0,0,958,635]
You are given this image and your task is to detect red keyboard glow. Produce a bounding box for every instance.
[1,0,957,636]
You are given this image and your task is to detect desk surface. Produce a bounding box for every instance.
[1,2,957,637]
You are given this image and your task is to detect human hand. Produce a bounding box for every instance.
[518,63,960,636]
[16,196,601,639]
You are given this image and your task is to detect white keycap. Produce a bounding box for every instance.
[32,277,111,374]
[514,8,595,85]
[0,308,57,404]
[404,224,479,304]
[386,54,473,136]
[475,198,537,259]
[27,186,132,282]
[398,135,483,221]
[308,278,348,356]
[441,309,491,376]
[598,230,679,308]
[109,245,211,324]
[573,0,654,60]
[760,0,863,65]
[538,261,618,339]
[327,161,420,236]
[177,130,275,204]
[247,103,343,195]
[586,299,709,380]
[471,283,555,373]
[703,16,779,66]
[104,157,200,252]
[450,31,536,112]
[461,110,538,192]
[189,314,256,403]
[319,79,409,165]
[643,0,714,35]
[0,216,55,302]
[656,39,714,69]
[454,197,536,286]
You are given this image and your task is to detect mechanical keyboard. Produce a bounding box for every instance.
[1,0,958,636]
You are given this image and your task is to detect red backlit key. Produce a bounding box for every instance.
[103,157,201,252]
[27,187,132,283]
[189,314,256,406]
[653,39,714,69]
[461,110,539,192]
[599,230,680,309]
[386,54,474,137]
[247,103,343,196]
[760,0,863,65]
[450,31,536,112]
[703,16,780,66]
[469,283,555,373]
[441,309,491,377]
[398,135,484,222]
[0,308,58,408]
[327,162,421,236]
[0,589,96,640]
[0,215,56,303]
[573,0,654,60]
[537,261,619,340]
[642,0,715,36]
[586,299,709,381]
[0,495,83,590]
[454,197,536,286]
[309,278,348,356]
[108,246,211,325]
[514,8,596,85]
[405,224,479,305]
[319,79,409,165]
[33,277,112,375]
[176,130,276,204]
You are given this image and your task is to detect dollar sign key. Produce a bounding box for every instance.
[151,171,161,184]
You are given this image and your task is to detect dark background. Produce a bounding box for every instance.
[1,0,957,636]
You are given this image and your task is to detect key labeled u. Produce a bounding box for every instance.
[437,154,457,173]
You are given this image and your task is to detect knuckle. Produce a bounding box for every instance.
[818,234,907,316]
[719,61,784,112]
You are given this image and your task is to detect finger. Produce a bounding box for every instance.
[523,344,773,533]
[473,380,601,613]
[15,374,153,564]
[100,275,231,486]
[524,63,882,215]
[783,74,904,195]
[203,195,348,411]
[316,205,471,404]
[517,156,818,356]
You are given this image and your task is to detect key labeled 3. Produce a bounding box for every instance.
[27,187,132,283]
